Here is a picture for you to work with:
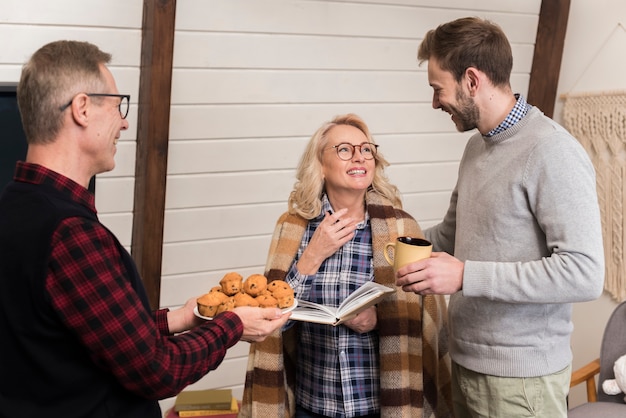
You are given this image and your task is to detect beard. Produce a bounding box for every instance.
[447,87,480,132]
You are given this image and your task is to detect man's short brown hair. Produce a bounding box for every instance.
[418,17,513,87]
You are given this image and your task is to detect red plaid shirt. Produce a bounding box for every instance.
[16,162,243,399]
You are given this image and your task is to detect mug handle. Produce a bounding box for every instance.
[383,242,395,266]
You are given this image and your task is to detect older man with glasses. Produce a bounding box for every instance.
[0,40,290,418]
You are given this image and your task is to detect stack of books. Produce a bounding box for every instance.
[168,389,239,418]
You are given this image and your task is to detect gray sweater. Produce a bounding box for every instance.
[425,106,605,378]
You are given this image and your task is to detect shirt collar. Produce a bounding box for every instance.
[316,193,369,228]
[14,161,97,213]
[485,94,531,137]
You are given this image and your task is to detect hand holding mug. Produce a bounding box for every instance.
[395,250,465,295]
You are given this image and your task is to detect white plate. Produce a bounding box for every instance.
[194,299,298,321]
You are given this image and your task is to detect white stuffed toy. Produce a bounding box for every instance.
[602,354,626,401]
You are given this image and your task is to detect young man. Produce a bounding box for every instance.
[0,40,289,418]
[395,17,604,417]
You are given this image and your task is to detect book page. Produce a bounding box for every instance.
[336,282,394,319]
[289,282,395,325]
[289,300,340,325]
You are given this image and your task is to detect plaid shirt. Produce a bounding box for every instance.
[14,162,243,399]
[486,94,531,137]
[285,195,379,418]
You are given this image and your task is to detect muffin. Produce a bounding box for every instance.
[209,285,225,294]
[255,294,278,308]
[234,292,260,308]
[216,296,236,314]
[243,274,268,297]
[267,280,295,309]
[219,272,243,296]
[198,273,294,317]
[197,292,226,317]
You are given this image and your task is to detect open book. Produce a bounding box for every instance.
[289,281,395,326]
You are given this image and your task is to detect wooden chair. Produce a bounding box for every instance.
[568,301,626,416]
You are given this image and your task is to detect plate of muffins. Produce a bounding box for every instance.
[194,272,297,320]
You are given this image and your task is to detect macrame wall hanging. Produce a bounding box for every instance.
[561,23,626,301]
[563,92,626,302]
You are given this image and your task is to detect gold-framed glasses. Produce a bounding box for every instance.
[59,93,131,119]
[326,142,378,161]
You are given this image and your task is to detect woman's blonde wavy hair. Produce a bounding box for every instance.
[288,113,402,219]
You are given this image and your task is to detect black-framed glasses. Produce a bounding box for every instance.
[59,93,131,119]
[327,142,379,161]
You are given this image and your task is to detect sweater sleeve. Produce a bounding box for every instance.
[463,130,605,303]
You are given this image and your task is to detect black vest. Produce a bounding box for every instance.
[0,181,160,418]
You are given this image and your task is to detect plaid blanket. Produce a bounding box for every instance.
[240,191,452,417]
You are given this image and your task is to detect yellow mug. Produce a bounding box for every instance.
[384,237,432,272]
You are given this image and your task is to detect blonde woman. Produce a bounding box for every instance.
[241,113,452,418]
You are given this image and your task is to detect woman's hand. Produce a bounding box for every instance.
[343,306,377,334]
[296,208,357,275]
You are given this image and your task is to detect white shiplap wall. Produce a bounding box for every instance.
[0,0,541,414]
[159,0,541,410]
[161,0,540,300]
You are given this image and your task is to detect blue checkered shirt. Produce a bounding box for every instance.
[285,195,379,418]
[486,94,532,137]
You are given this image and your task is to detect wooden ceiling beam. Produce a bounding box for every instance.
[132,0,176,309]
[527,0,571,118]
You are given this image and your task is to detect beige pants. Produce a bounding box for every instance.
[451,361,571,418]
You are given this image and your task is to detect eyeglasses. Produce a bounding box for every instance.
[59,93,131,119]
[326,142,379,161]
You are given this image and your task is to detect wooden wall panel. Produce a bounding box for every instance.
[1,0,141,27]
[100,142,137,178]
[163,203,286,242]
[93,178,135,212]
[165,131,471,175]
[167,138,306,173]
[382,133,467,163]
[176,0,539,43]
[162,236,270,275]
[171,70,428,104]
[165,171,295,208]
[172,33,534,72]
[169,104,454,139]
[325,0,540,14]
[404,192,453,223]
[0,26,141,66]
